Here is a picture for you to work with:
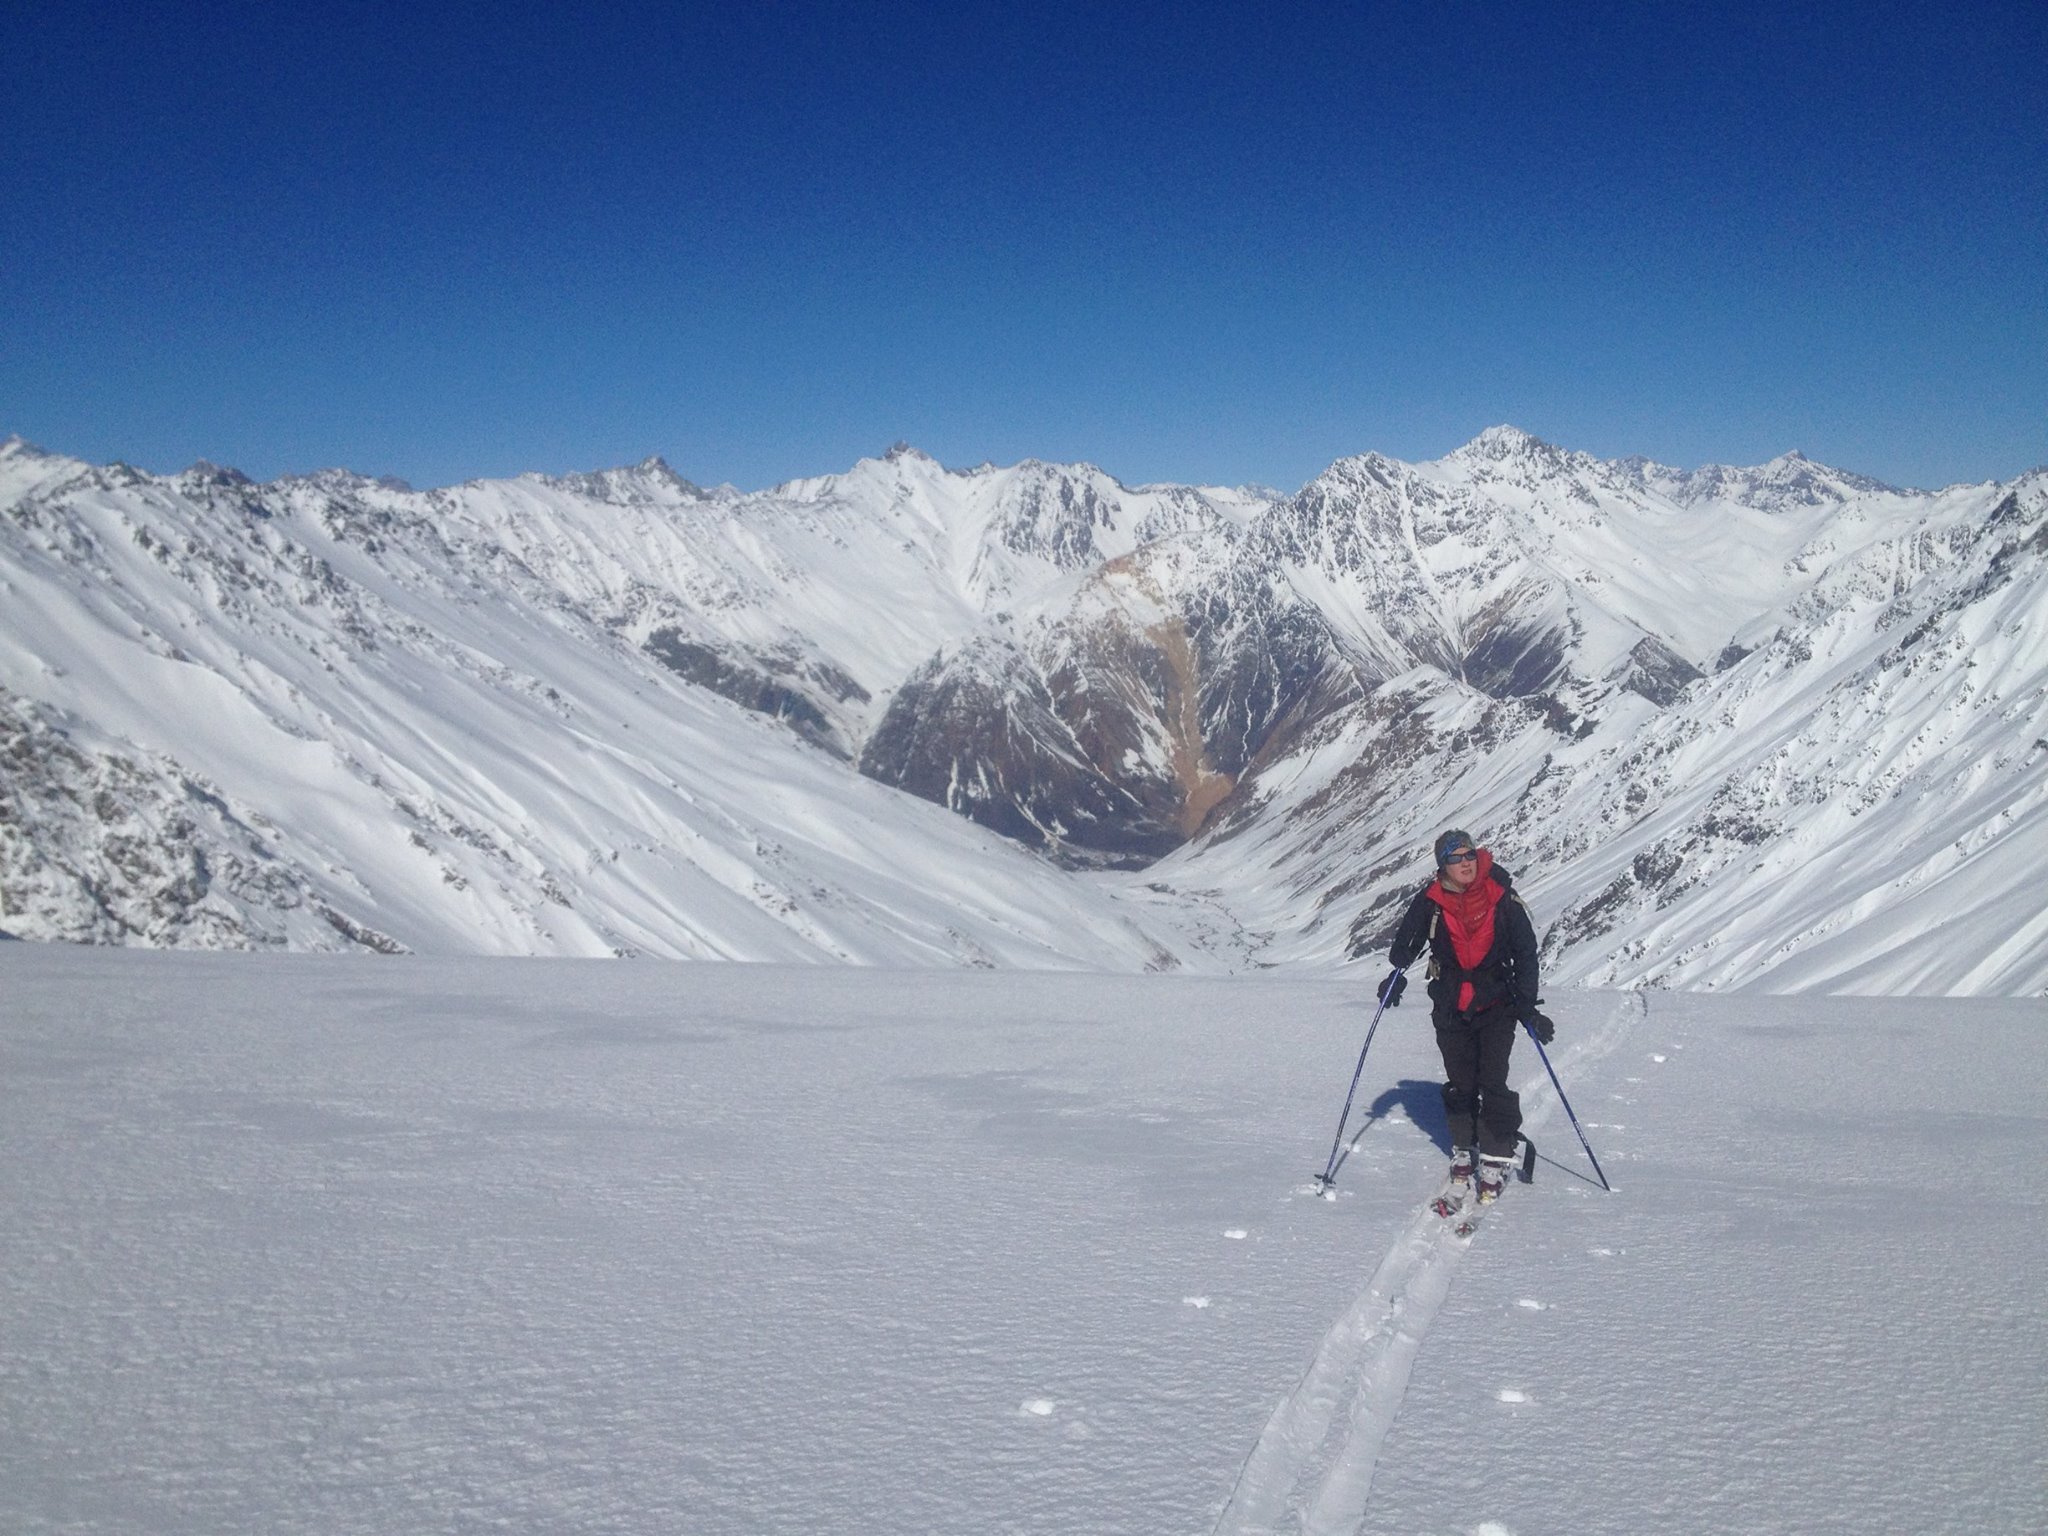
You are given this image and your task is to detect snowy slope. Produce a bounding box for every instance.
[1122,459,2048,995]
[1255,426,1980,693]
[438,444,1270,754]
[4,429,2043,992]
[0,440,1185,966]
[3,946,2042,1534]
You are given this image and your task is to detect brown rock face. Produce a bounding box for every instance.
[859,545,1360,867]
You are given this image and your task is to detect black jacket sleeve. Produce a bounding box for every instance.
[1387,889,1436,971]
[1499,894,1541,1018]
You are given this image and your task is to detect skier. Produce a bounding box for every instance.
[1379,828,1554,1210]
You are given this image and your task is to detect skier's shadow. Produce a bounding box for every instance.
[1327,1078,1450,1182]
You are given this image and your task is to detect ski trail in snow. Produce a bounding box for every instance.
[1212,993,1643,1536]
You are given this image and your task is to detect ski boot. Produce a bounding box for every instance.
[1431,1148,1474,1218]
[1476,1153,1514,1204]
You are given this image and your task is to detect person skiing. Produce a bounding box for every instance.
[1378,828,1554,1211]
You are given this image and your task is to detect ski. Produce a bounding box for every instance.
[1455,1177,1507,1237]
[1429,1163,1473,1223]
[1435,1143,1531,1236]
[1430,1184,1487,1237]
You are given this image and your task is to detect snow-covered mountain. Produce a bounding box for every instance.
[3,428,2042,992]
[1098,431,2048,995]
[0,439,1190,967]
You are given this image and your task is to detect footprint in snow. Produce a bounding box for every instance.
[1651,1053,1668,1063]
[1224,1228,1247,1241]
[1020,1399,1056,1418]
[1495,1388,1532,1405]
[1515,1298,1548,1312]
[1183,1296,1211,1309]
[1469,1523,1519,1536]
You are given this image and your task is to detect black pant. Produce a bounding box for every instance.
[1434,1002,1521,1159]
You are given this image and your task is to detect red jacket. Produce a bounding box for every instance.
[1388,849,1541,1017]
[1427,850,1504,1011]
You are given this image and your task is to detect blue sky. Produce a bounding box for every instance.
[5,1,2042,492]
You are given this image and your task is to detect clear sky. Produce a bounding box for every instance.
[4,0,2043,493]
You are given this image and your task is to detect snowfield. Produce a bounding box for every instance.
[4,946,2042,1534]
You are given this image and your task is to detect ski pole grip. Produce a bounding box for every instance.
[1377,964,1406,1008]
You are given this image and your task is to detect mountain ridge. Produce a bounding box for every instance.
[3,428,2041,992]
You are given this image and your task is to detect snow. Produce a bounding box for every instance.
[4,431,2044,991]
[1139,459,2048,993]
[4,945,2043,1534]
[0,455,1192,966]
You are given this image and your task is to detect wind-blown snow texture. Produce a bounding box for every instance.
[3,428,2043,991]
[3,947,2043,1534]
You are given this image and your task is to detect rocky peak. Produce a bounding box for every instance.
[179,459,255,488]
[1457,424,1555,461]
[545,455,705,506]
[1664,451,1900,511]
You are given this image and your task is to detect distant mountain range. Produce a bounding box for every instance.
[3,428,2042,993]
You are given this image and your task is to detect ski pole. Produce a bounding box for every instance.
[1313,967,1404,1194]
[1522,1025,1612,1192]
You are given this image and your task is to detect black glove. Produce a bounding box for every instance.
[1524,1010,1555,1044]
[1378,970,1407,1007]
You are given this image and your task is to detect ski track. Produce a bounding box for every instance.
[1211,993,1644,1536]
